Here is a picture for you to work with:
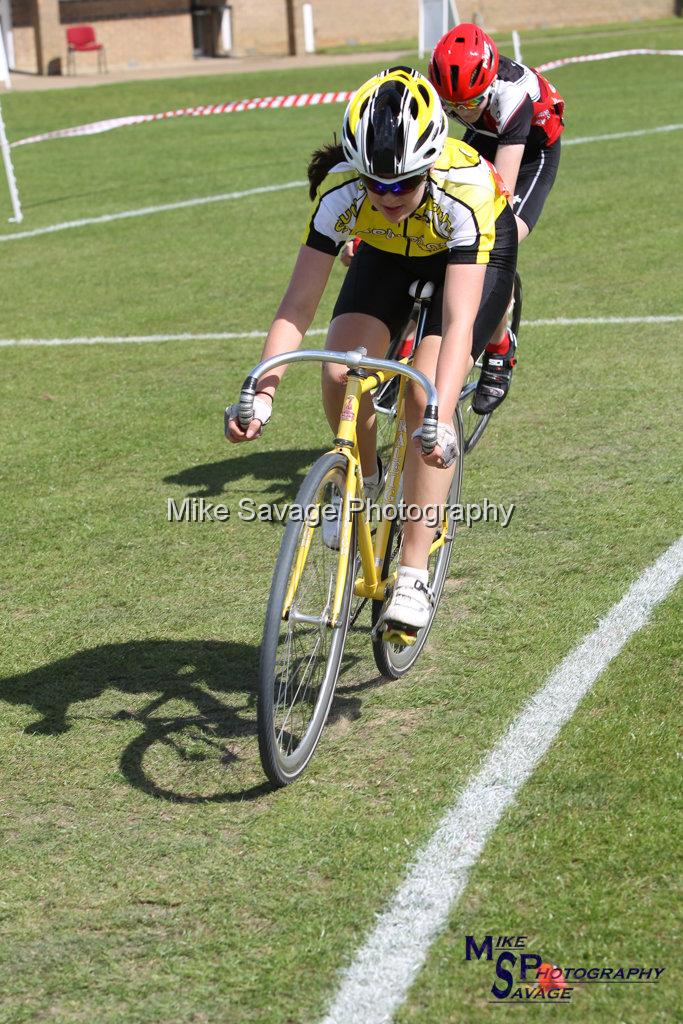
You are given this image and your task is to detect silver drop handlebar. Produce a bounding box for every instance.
[233,347,440,454]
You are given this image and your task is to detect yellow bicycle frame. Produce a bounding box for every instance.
[283,358,447,628]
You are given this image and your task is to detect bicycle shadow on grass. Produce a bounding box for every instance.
[0,638,373,801]
[163,447,323,503]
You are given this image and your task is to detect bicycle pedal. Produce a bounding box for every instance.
[382,623,418,647]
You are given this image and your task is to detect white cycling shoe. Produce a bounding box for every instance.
[381,568,434,633]
[322,458,382,550]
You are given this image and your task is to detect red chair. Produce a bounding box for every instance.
[66,25,107,75]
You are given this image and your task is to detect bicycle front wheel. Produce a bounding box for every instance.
[371,414,464,678]
[258,452,355,786]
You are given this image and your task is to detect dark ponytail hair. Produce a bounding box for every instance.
[307,139,346,199]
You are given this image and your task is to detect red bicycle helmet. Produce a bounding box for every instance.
[428,23,499,104]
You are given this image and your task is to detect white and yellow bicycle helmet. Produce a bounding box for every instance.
[342,66,448,182]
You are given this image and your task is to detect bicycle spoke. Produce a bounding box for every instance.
[276,629,324,743]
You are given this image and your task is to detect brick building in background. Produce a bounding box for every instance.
[1,0,676,75]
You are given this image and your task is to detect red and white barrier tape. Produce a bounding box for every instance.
[10,90,354,147]
[9,50,683,149]
[537,47,683,72]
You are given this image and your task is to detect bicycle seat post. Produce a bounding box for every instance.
[408,280,435,356]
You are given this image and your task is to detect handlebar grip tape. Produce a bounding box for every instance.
[421,404,438,454]
[238,375,258,429]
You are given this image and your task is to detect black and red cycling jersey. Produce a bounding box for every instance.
[455,55,564,162]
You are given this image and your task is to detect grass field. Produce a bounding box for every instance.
[1,18,682,1024]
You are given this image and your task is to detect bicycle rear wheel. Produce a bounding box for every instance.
[258,452,355,785]
[371,414,464,678]
[461,271,522,454]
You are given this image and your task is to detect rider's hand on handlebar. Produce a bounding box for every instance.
[225,394,273,443]
[416,442,447,468]
[411,422,459,469]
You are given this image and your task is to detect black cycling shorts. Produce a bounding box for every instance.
[512,138,561,232]
[332,202,518,360]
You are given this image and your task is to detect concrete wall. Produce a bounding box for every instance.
[230,0,674,55]
[10,16,192,73]
[7,0,676,73]
[229,0,292,56]
[9,0,193,73]
[469,0,672,30]
[11,27,38,74]
[65,13,193,71]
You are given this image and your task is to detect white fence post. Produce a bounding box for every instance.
[0,0,14,73]
[0,100,22,222]
[0,18,11,90]
[512,29,522,63]
[302,3,315,54]
[220,5,232,53]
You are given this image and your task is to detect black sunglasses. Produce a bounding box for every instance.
[361,172,428,196]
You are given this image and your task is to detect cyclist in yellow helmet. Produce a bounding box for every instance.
[227,66,517,631]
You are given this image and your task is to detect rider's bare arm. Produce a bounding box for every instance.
[256,245,335,397]
[434,262,487,424]
[226,245,334,443]
[493,142,525,199]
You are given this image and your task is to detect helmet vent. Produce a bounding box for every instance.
[366,122,375,157]
[415,124,431,149]
[470,63,482,88]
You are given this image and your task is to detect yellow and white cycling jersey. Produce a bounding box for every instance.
[302,137,509,265]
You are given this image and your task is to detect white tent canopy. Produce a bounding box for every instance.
[418,0,460,59]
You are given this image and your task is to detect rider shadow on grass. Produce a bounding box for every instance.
[163,447,323,503]
[0,638,377,801]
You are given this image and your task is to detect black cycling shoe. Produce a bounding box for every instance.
[472,331,517,415]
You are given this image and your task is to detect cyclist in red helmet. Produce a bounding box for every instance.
[429,23,564,414]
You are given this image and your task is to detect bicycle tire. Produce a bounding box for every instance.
[371,412,464,678]
[462,271,523,455]
[510,270,523,338]
[258,452,355,786]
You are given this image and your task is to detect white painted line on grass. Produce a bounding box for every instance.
[1,124,681,243]
[0,329,328,348]
[0,180,306,242]
[521,314,683,326]
[1,316,680,349]
[563,123,683,146]
[318,536,683,1024]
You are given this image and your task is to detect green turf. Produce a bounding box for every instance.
[317,36,416,55]
[0,18,682,1024]
[397,597,681,1024]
